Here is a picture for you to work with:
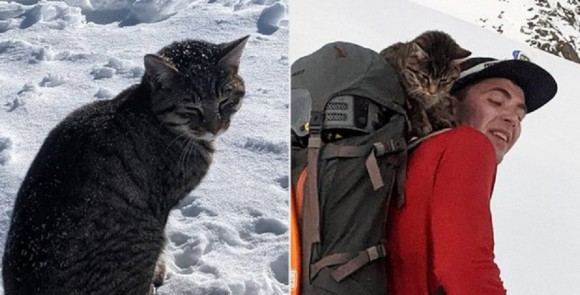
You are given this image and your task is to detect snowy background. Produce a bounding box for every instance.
[291,0,580,294]
[410,0,580,64]
[0,0,289,294]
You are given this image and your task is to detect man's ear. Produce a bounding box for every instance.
[218,35,250,74]
[144,54,180,86]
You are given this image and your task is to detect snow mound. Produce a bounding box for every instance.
[17,83,40,96]
[0,1,84,32]
[90,66,115,79]
[257,2,287,35]
[0,40,52,63]
[39,73,65,87]
[102,57,144,78]
[119,0,192,27]
[251,0,279,5]
[65,0,193,26]
[94,88,115,99]
[4,0,195,27]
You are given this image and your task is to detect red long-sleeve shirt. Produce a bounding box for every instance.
[386,126,507,295]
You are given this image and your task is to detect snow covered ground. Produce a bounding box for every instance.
[291,0,580,294]
[0,0,289,294]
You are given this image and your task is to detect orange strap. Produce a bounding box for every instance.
[290,169,307,295]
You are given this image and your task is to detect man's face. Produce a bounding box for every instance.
[457,78,526,163]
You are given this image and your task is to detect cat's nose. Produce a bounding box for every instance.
[207,119,221,135]
[428,83,438,94]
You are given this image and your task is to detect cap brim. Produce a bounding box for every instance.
[452,59,557,113]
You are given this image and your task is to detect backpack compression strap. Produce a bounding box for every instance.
[320,139,407,207]
[309,244,388,282]
[301,110,324,284]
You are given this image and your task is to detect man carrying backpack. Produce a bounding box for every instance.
[290,43,557,295]
[385,56,557,295]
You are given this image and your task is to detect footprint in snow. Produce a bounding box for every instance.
[242,137,287,155]
[179,198,218,218]
[6,83,40,112]
[270,252,289,285]
[205,221,245,247]
[0,136,13,165]
[172,234,208,271]
[255,217,287,235]
[275,175,288,189]
[5,98,24,113]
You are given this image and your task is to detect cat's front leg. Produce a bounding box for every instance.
[409,107,433,139]
[428,96,458,130]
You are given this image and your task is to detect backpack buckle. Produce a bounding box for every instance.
[309,111,324,134]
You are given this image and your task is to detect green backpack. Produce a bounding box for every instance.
[291,42,408,294]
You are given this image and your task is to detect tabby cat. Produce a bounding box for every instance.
[380,30,471,140]
[2,35,249,295]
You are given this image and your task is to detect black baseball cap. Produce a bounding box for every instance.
[451,57,558,113]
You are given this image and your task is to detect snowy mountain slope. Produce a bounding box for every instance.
[0,0,289,294]
[410,0,580,64]
[291,0,580,294]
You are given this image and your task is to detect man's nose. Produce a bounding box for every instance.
[501,111,519,127]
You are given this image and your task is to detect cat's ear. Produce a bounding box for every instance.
[218,35,250,74]
[410,42,428,60]
[144,54,180,86]
[453,46,471,59]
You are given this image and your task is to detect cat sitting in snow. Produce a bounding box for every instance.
[2,35,249,295]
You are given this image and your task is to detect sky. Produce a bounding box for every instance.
[291,0,580,294]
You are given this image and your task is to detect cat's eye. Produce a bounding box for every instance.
[224,87,244,98]
[219,98,233,110]
[183,106,203,117]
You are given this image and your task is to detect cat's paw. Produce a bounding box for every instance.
[421,125,433,136]
[152,256,166,288]
[148,284,157,295]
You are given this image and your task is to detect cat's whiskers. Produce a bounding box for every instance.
[180,137,191,174]
[177,137,188,175]
[179,136,196,178]
[164,133,188,154]
[184,137,197,175]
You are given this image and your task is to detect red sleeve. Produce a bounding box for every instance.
[431,128,507,295]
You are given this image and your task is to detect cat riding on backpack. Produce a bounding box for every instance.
[290,31,472,294]
[290,42,408,295]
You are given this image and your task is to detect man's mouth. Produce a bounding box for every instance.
[490,129,510,143]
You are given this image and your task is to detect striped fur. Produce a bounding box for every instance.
[2,36,248,295]
[381,31,471,140]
